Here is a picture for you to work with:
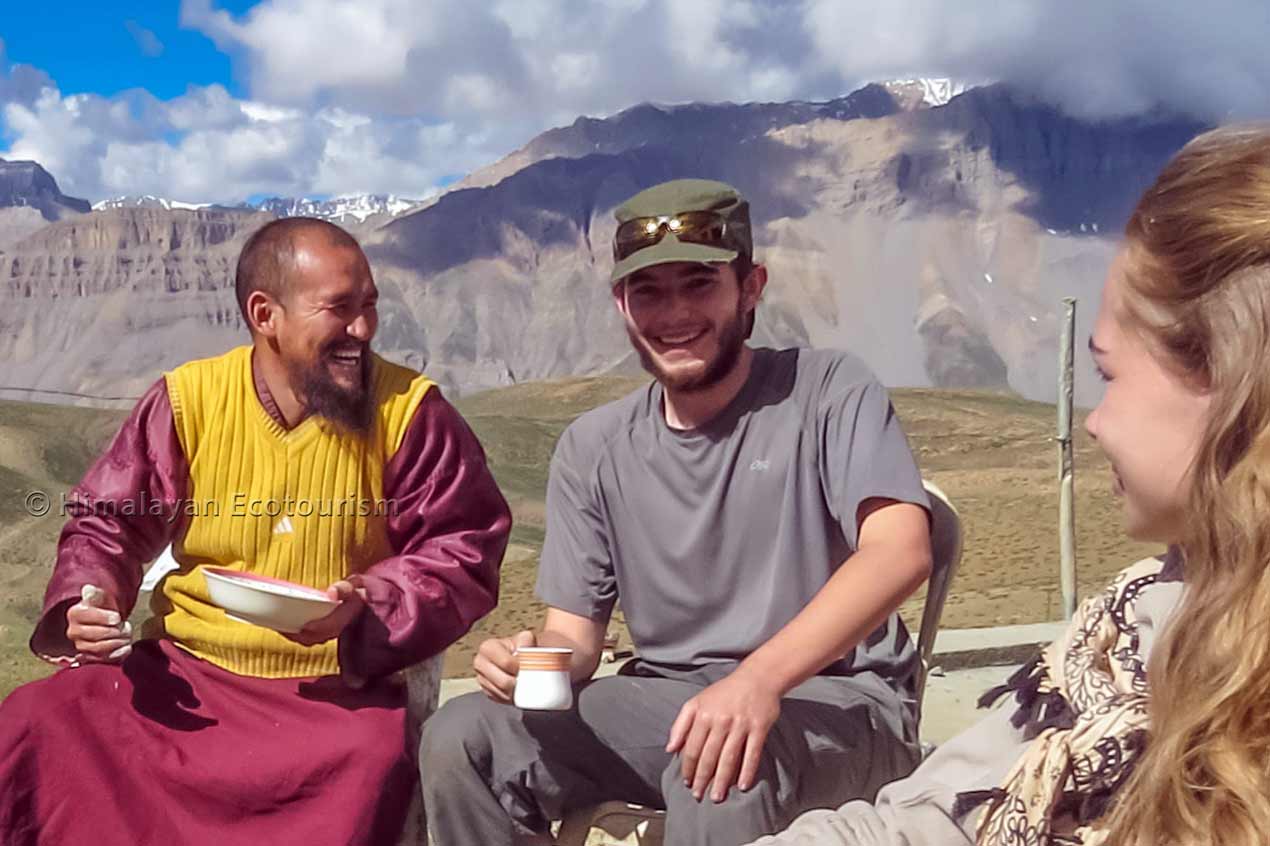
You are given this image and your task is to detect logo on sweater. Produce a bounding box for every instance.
[272,516,295,535]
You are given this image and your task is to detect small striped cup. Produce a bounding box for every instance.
[514,647,573,710]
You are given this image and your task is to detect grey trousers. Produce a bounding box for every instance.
[420,666,920,846]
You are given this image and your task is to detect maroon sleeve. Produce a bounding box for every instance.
[338,388,510,684]
[29,378,188,661]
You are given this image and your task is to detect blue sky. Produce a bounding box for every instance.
[1,1,1267,205]
[1,2,254,100]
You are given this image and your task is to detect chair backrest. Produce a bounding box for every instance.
[400,652,446,846]
[404,652,446,731]
[913,479,964,720]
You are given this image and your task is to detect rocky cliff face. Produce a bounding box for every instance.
[367,84,1201,404]
[0,84,1206,406]
[0,207,48,253]
[0,158,91,222]
[445,84,906,197]
[0,207,272,402]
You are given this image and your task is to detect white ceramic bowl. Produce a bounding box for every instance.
[202,567,338,633]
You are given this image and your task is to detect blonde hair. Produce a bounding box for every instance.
[1105,125,1270,845]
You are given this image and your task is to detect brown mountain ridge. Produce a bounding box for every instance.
[0,83,1204,407]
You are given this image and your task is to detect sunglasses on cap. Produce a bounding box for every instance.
[612,211,748,262]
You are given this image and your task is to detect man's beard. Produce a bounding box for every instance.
[288,343,373,433]
[629,304,748,394]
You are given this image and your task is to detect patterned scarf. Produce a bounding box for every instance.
[953,555,1174,846]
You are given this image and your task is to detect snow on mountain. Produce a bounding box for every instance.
[883,78,969,108]
[92,195,215,212]
[252,194,420,224]
[92,194,420,226]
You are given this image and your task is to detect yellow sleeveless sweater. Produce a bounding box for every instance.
[147,345,434,678]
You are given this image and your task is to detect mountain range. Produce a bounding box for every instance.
[91,194,421,230]
[0,80,1204,406]
[0,159,92,253]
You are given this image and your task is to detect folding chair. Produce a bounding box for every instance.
[397,652,446,846]
[554,480,963,846]
[911,480,964,722]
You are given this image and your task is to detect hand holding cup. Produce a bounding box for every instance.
[473,630,537,703]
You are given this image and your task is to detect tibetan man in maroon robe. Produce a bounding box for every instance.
[0,217,511,845]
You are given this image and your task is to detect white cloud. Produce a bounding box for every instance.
[164,85,248,132]
[239,101,303,123]
[181,0,458,111]
[1,75,489,203]
[3,90,100,192]
[184,0,1270,123]
[0,40,54,109]
[802,0,1270,121]
[179,0,817,120]
[549,53,601,92]
[4,1,1270,204]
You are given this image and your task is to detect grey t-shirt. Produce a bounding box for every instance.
[536,346,929,698]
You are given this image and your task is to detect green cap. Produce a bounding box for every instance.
[610,178,752,283]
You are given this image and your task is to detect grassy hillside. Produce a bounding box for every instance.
[0,399,129,700]
[0,377,1155,699]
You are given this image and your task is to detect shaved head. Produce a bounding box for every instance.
[235,217,362,323]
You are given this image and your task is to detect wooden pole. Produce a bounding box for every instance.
[1057,297,1078,619]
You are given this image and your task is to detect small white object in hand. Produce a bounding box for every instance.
[70,583,133,667]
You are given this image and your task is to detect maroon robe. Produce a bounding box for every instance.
[0,364,511,845]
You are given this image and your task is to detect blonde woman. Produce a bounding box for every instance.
[749,125,1270,846]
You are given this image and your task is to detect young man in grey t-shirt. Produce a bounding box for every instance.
[420,179,934,846]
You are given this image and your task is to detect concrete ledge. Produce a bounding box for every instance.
[930,621,1065,671]
[437,623,1067,704]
